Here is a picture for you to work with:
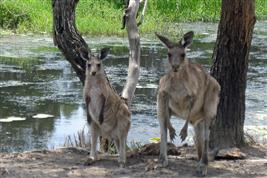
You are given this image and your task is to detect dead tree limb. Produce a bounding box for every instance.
[138,0,148,26]
[121,0,141,105]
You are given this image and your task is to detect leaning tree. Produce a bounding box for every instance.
[210,0,256,148]
[52,0,147,149]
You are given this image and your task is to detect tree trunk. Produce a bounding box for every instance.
[210,0,256,148]
[52,0,89,85]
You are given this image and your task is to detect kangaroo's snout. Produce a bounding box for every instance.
[172,65,180,72]
[91,71,96,76]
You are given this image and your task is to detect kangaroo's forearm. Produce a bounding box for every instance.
[99,94,106,124]
[85,96,92,124]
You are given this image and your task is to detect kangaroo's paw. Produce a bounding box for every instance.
[179,126,188,142]
[169,127,176,142]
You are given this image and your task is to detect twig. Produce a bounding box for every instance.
[138,0,148,26]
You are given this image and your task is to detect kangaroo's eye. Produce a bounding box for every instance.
[181,53,185,58]
[168,53,172,58]
[97,63,101,68]
[87,63,91,68]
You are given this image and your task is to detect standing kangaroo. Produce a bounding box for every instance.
[155,31,220,176]
[83,48,131,167]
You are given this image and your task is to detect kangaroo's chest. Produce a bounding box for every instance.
[168,82,192,118]
[89,86,102,103]
[169,82,189,103]
[88,84,105,121]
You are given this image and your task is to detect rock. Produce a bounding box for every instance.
[56,147,90,155]
[216,147,247,160]
[135,142,181,156]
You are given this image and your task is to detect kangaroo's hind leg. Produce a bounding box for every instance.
[118,136,127,168]
[157,91,170,167]
[194,119,210,176]
[117,115,130,168]
[85,121,100,165]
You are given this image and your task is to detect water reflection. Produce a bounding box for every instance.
[0,22,266,152]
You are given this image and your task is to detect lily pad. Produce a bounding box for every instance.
[32,114,54,119]
[0,116,26,122]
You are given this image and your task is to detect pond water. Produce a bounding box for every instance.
[0,22,266,152]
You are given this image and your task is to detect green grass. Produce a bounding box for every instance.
[0,56,44,69]
[76,1,122,35]
[0,0,266,36]
[256,0,267,20]
[0,0,52,33]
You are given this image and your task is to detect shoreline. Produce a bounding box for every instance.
[0,143,266,177]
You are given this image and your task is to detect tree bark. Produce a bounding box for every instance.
[210,0,256,148]
[52,0,89,85]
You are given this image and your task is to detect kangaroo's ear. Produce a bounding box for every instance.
[99,48,110,60]
[155,32,174,48]
[180,31,194,48]
[79,46,89,61]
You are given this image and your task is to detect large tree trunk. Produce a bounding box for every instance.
[52,0,89,85]
[210,0,256,148]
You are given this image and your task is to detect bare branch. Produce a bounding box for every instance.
[138,0,148,26]
[121,0,141,105]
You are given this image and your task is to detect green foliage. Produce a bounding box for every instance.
[76,0,123,35]
[149,0,221,22]
[0,0,52,33]
[0,56,44,69]
[256,0,267,20]
[0,1,30,29]
[0,0,266,35]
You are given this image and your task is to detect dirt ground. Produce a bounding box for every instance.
[0,143,266,178]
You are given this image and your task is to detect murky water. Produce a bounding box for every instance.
[0,22,266,152]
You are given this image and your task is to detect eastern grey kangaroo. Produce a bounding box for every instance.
[83,48,131,167]
[156,31,220,176]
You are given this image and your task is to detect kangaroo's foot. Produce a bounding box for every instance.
[159,153,168,167]
[196,162,207,177]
